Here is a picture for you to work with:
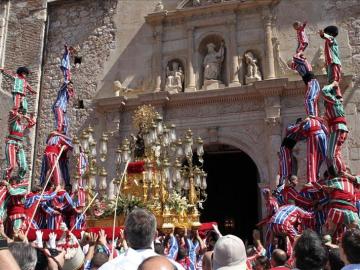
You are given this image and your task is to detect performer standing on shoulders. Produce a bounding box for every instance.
[293,21,308,56]
[0,67,37,115]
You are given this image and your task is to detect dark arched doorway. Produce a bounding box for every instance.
[200,144,259,241]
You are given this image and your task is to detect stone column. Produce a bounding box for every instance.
[154,26,163,91]
[262,8,275,80]
[264,96,281,189]
[228,19,240,86]
[185,26,196,92]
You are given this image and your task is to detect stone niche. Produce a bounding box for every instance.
[198,34,227,90]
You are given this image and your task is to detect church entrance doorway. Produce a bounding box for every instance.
[200,144,259,241]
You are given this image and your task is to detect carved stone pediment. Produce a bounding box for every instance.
[177,0,231,9]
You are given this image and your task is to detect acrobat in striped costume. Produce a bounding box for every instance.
[0,67,36,114]
[40,131,73,188]
[3,111,36,181]
[52,82,74,134]
[320,26,342,98]
[322,84,348,176]
[300,117,328,183]
[278,121,303,189]
[269,205,314,257]
[294,21,308,54]
[290,56,320,117]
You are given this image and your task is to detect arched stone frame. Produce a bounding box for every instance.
[199,131,270,222]
[162,55,187,92]
[195,31,230,90]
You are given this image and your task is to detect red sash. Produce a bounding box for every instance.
[45,145,61,154]
[328,117,347,127]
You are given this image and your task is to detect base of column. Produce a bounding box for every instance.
[185,86,196,92]
[229,81,241,87]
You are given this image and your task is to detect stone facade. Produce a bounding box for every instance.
[0,0,359,213]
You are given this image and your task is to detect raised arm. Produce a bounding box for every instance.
[0,68,16,80]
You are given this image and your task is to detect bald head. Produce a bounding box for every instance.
[271,249,288,267]
[137,256,177,270]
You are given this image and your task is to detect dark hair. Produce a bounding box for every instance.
[91,252,109,268]
[326,247,344,270]
[294,230,327,270]
[255,256,271,269]
[296,118,303,124]
[16,66,30,75]
[35,248,49,270]
[177,247,188,260]
[324,25,339,37]
[154,242,165,255]
[342,228,360,264]
[137,256,177,270]
[272,249,288,266]
[124,208,157,249]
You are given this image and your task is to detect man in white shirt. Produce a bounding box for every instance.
[99,208,184,270]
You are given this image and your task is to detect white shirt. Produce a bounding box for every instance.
[98,248,185,270]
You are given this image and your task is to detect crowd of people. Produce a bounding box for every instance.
[0,208,358,270]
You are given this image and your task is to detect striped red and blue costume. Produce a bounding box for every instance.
[322,84,348,176]
[296,22,308,54]
[320,31,342,98]
[0,186,8,224]
[186,238,200,270]
[165,235,179,261]
[0,69,36,114]
[314,176,360,240]
[60,45,72,83]
[5,181,29,236]
[52,82,74,134]
[300,185,328,233]
[290,56,320,117]
[278,123,303,189]
[40,132,73,187]
[24,190,57,229]
[281,185,314,209]
[4,111,36,181]
[270,205,314,257]
[301,117,328,183]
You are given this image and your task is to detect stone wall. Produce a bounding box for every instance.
[33,0,118,181]
[0,0,47,178]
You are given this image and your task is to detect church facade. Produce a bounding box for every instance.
[0,0,359,214]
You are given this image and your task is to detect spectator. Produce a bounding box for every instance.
[293,229,327,270]
[270,249,290,270]
[254,255,271,270]
[154,242,165,255]
[340,228,360,269]
[325,248,344,270]
[212,235,247,270]
[8,242,37,270]
[137,255,177,270]
[98,208,184,270]
[202,251,213,270]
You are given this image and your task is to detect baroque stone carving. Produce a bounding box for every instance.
[244,51,262,84]
[272,37,291,76]
[311,46,326,75]
[165,61,184,93]
[203,42,225,90]
[154,0,164,12]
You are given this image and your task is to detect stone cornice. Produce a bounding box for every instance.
[145,0,280,27]
[94,74,353,113]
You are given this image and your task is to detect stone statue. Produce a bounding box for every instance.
[203,42,224,81]
[165,61,184,93]
[311,46,326,75]
[193,0,201,6]
[154,0,164,12]
[244,51,262,84]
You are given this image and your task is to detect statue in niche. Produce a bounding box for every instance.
[203,42,225,81]
[154,0,164,12]
[165,61,184,93]
[244,51,262,84]
[311,46,326,75]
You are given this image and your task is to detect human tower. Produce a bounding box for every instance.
[0,45,85,238]
[259,22,360,257]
